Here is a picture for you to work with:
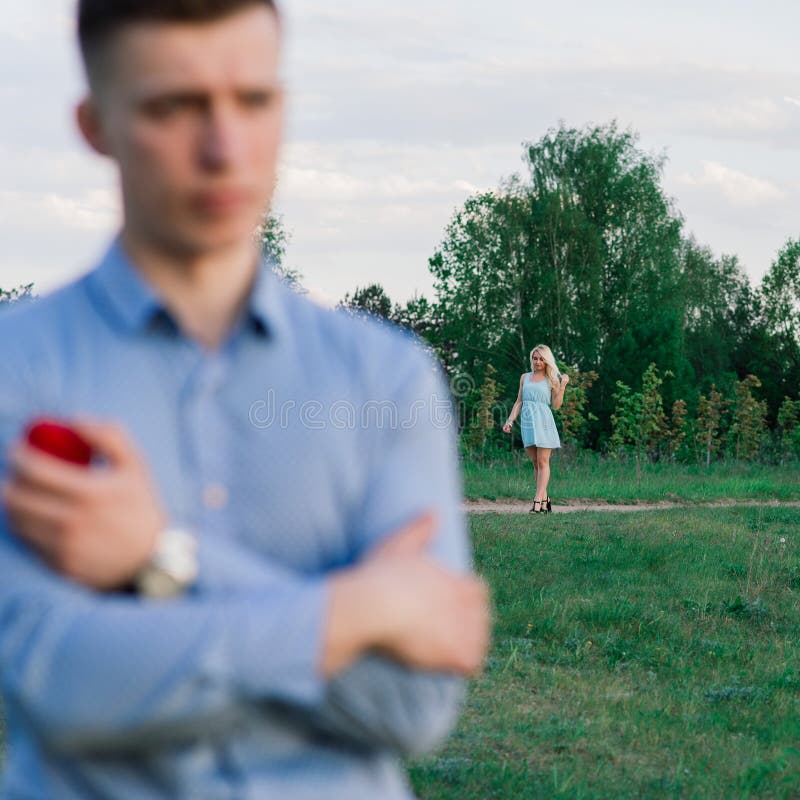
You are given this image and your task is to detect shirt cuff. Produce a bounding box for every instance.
[230,577,329,709]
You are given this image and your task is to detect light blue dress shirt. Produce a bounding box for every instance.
[0,240,469,799]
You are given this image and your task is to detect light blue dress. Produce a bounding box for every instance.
[520,373,561,448]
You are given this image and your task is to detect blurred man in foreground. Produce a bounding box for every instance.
[0,2,489,797]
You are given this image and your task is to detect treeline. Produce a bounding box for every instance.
[0,285,34,307]
[341,122,800,461]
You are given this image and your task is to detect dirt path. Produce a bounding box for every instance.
[464,499,800,514]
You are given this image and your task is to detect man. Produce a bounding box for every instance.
[0,2,490,798]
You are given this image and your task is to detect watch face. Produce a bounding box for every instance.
[137,568,183,599]
[136,528,198,599]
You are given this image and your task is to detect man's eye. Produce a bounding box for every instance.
[240,91,275,109]
[146,98,190,118]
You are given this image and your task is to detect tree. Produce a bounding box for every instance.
[693,385,727,467]
[554,366,598,451]
[339,283,394,320]
[681,241,748,388]
[666,399,688,463]
[759,238,800,414]
[0,284,35,308]
[730,375,767,462]
[391,293,437,341]
[608,380,644,476]
[761,238,800,359]
[466,364,502,456]
[428,122,689,445]
[777,397,800,464]
[640,363,670,460]
[607,363,670,475]
[256,212,305,293]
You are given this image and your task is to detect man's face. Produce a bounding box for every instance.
[85,6,283,257]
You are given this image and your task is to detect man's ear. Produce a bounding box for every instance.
[76,98,111,157]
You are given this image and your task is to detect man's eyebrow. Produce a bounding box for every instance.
[136,83,280,100]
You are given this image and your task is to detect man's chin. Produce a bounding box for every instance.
[163,222,259,259]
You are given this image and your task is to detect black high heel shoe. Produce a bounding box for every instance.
[529,500,542,514]
[546,497,552,513]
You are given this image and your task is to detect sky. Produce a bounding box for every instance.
[1,0,799,307]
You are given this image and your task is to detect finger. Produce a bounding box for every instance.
[6,511,61,564]
[8,443,93,500]
[394,511,437,549]
[369,511,437,559]
[2,479,74,533]
[70,419,136,468]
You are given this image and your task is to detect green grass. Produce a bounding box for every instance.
[408,507,800,799]
[463,452,800,503]
[4,506,799,797]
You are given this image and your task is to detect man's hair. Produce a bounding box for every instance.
[78,0,279,77]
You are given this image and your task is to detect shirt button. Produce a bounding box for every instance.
[203,484,229,510]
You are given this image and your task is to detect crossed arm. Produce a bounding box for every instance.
[0,362,488,758]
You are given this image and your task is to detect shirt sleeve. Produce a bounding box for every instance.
[0,526,328,755]
[195,337,470,756]
[312,337,470,756]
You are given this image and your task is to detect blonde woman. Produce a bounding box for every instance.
[503,345,569,513]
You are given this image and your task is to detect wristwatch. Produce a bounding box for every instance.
[135,527,199,599]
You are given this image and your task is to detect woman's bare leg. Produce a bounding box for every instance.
[524,445,538,499]
[535,448,552,501]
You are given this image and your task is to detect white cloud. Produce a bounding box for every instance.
[677,161,785,207]
[785,96,800,109]
[693,97,783,134]
[279,165,481,202]
[303,284,339,308]
[43,190,118,231]
[0,189,117,232]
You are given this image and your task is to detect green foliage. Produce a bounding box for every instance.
[421,123,800,445]
[666,399,689,462]
[777,397,800,464]
[337,283,441,345]
[391,292,438,341]
[0,283,35,307]
[731,375,768,462]
[256,212,305,292]
[608,364,671,474]
[608,380,641,460]
[761,238,800,360]
[428,123,689,443]
[339,283,393,319]
[465,364,502,455]
[694,384,727,467]
[681,241,752,396]
[553,366,598,450]
[758,238,800,416]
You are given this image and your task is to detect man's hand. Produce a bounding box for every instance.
[1,421,165,590]
[323,513,491,679]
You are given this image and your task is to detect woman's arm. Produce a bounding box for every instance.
[503,374,525,432]
[551,374,570,411]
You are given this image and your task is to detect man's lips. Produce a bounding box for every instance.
[190,188,253,216]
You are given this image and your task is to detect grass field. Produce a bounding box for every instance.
[408,506,800,799]
[463,452,800,504]
[3,506,798,797]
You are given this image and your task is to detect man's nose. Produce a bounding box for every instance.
[198,107,242,171]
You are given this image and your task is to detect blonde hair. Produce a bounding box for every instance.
[530,345,561,391]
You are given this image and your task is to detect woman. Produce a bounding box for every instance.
[503,345,569,513]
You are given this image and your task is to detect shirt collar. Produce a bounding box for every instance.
[247,256,291,342]
[86,237,289,342]
[86,238,164,333]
